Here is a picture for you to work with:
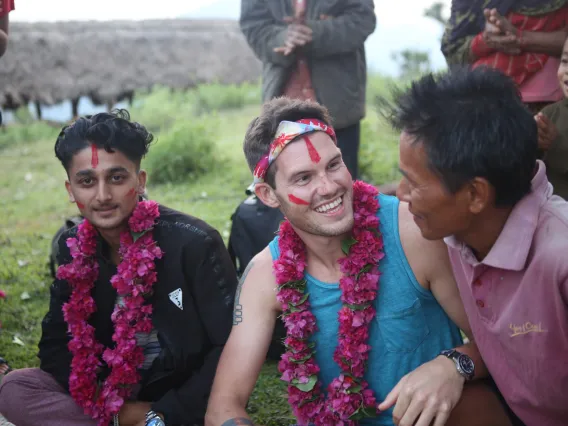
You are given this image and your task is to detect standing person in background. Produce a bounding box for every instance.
[240,0,376,180]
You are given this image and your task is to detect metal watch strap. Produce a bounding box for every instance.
[145,410,162,425]
[440,349,474,381]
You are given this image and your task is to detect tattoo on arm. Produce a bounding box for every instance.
[221,417,254,426]
[233,260,254,326]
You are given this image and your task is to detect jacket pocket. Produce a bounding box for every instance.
[376,298,430,353]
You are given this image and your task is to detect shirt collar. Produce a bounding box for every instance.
[445,160,553,270]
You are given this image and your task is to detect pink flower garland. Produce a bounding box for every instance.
[56,200,163,426]
[275,181,385,425]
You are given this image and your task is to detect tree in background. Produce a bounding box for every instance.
[391,49,431,80]
[392,2,449,80]
[424,2,448,27]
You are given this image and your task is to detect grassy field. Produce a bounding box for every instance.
[0,76,401,425]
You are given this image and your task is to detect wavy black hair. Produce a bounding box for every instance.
[388,66,537,207]
[55,109,154,172]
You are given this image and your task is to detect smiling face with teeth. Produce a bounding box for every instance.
[255,130,354,238]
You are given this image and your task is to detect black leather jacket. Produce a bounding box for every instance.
[38,205,237,425]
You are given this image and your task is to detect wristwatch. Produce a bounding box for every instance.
[145,410,165,426]
[439,349,475,381]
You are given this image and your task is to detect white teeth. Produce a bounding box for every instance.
[315,197,343,213]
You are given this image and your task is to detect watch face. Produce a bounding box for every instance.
[147,418,165,426]
[458,355,475,375]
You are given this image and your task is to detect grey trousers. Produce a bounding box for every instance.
[0,368,97,426]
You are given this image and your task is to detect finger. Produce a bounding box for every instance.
[378,377,405,411]
[395,397,424,426]
[432,403,452,426]
[296,25,313,36]
[413,401,439,426]
[283,16,294,24]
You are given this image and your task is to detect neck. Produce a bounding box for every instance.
[296,228,349,271]
[456,206,513,261]
[98,226,127,263]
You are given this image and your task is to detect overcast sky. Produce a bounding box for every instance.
[11,0,452,75]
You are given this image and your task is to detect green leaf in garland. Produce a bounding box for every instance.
[280,279,307,290]
[290,351,315,364]
[349,404,378,421]
[131,230,148,243]
[346,384,362,394]
[290,293,309,307]
[345,302,371,311]
[298,393,319,407]
[341,236,358,255]
[292,374,318,392]
[356,264,373,279]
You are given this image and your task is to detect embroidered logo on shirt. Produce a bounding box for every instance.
[509,322,547,337]
[169,288,183,310]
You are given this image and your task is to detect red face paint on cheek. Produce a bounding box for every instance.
[288,194,310,205]
[76,202,85,209]
[91,144,99,168]
[303,136,321,163]
[127,188,136,197]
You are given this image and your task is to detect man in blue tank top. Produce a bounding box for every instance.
[206,98,512,426]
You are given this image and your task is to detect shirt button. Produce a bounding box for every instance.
[476,299,485,308]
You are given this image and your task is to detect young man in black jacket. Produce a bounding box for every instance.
[0,110,237,426]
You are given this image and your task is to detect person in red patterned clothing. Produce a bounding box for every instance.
[442,0,568,114]
[240,0,376,180]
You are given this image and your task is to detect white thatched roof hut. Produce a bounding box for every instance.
[0,19,262,110]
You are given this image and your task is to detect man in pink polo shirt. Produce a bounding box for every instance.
[392,66,568,426]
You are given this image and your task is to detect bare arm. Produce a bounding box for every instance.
[427,240,488,380]
[521,29,568,56]
[205,248,281,426]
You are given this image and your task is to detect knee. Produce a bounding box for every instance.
[0,368,40,411]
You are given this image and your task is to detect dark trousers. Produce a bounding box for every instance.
[336,121,360,180]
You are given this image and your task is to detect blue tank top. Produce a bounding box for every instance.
[269,194,463,425]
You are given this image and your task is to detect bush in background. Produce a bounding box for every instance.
[144,117,218,184]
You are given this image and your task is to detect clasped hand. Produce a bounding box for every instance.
[377,356,465,426]
[482,8,522,55]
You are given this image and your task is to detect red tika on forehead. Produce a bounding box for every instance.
[91,144,99,168]
[303,136,321,163]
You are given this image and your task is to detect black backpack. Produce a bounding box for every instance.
[227,195,287,360]
[49,216,83,278]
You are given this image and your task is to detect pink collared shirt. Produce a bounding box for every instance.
[445,161,568,426]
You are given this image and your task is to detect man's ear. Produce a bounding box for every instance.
[65,180,75,203]
[137,169,147,195]
[255,183,280,208]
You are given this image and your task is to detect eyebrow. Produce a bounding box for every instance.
[398,167,415,184]
[74,166,130,178]
[288,153,342,182]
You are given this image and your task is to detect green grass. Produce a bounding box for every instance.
[0,78,400,425]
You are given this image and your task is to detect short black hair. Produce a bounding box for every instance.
[243,97,332,188]
[388,66,537,207]
[54,109,153,172]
